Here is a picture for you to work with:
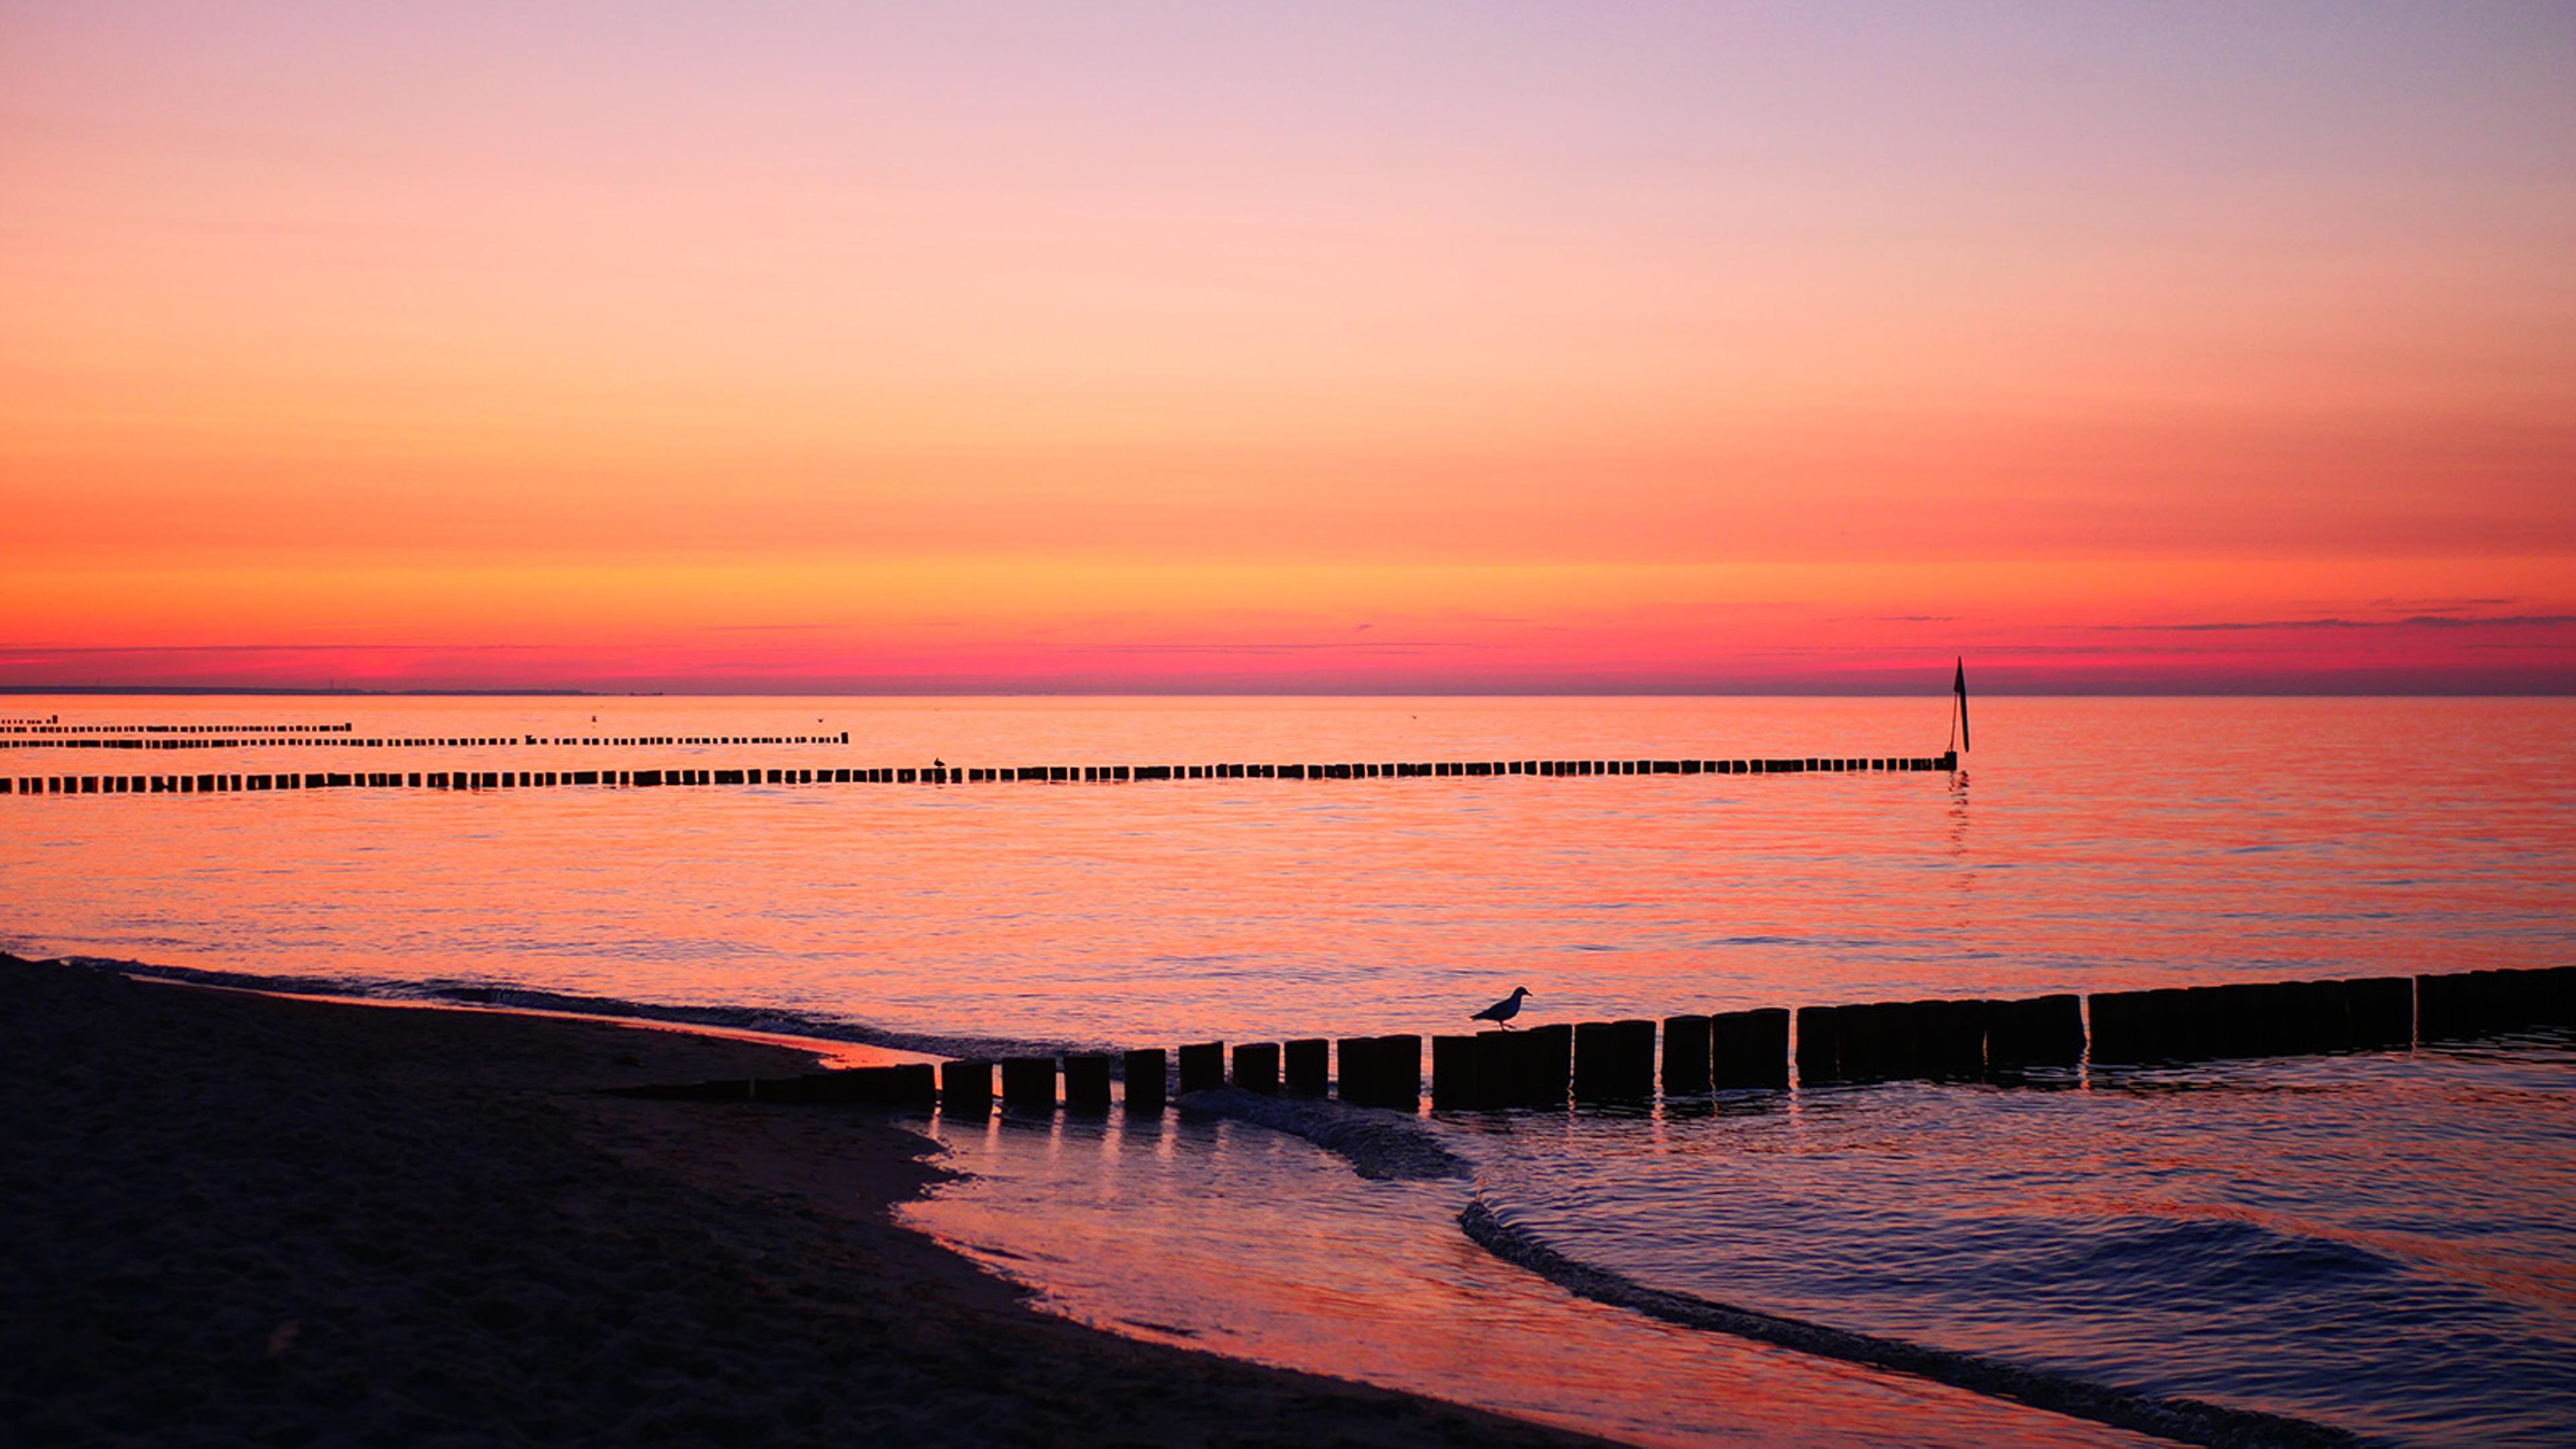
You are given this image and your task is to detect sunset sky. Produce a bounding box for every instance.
[4,2,2571,692]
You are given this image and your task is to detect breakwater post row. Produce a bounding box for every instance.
[0,731,853,751]
[1,722,354,735]
[623,966,2571,1115]
[5,750,1960,797]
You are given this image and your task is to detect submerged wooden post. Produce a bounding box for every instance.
[1283,1038,1329,1096]
[1063,1053,1112,1110]
[1233,1042,1281,1094]
[1660,1014,1712,1097]
[1430,1034,1477,1109]
[1123,1048,1167,1114]
[1711,1008,1791,1089]
[942,1059,992,1112]
[1177,1041,1226,1094]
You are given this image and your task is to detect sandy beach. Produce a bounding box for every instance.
[0,954,1600,1446]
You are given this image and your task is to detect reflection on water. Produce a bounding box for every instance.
[1470,1039,2576,1446]
[902,1105,2163,1449]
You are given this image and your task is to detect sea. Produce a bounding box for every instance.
[4,694,2570,1446]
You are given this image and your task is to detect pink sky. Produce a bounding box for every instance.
[3,3,2571,692]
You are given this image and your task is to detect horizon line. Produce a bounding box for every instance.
[1,685,2567,700]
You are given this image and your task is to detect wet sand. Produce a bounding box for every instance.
[0,955,1599,1446]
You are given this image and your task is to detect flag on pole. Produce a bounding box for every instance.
[1951,657,1970,753]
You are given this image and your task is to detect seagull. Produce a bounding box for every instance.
[1471,986,1533,1029]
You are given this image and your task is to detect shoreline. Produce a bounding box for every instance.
[0,954,1600,1446]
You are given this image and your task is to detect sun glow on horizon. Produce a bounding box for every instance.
[5,2,2572,692]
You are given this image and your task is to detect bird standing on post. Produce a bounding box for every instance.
[1472,986,1533,1029]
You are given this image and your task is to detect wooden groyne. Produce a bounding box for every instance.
[4,750,1959,798]
[0,730,851,751]
[1,722,354,736]
[624,965,2571,1114]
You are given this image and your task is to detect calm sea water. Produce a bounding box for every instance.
[5,694,2571,1444]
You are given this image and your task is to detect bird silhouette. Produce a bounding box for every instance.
[1471,986,1533,1029]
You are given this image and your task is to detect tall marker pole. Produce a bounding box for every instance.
[1949,657,1970,755]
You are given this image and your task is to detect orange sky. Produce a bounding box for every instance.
[4,3,2571,692]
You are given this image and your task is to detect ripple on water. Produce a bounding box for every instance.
[1460,1042,2576,1447]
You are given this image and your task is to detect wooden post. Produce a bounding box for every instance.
[1609,1020,1656,1097]
[942,1059,992,1112]
[1794,1006,1841,1085]
[1918,998,1989,1079]
[1337,1036,1379,1105]
[1232,1042,1281,1095]
[2086,989,2181,1064]
[1177,1041,1226,1094]
[1711,1008,1790,1089]
[1831,1002,1892,1082]
[1123,1048,1167,1114]
[1660,1014,1712,1097]
[2284,979,2354,1055]
[2196,982,2275,1059]
[2416,971,2480,1041]
[1571,1022,1621,1099]
[1373,1035,1419,1110]
[1430,1034,1477,1109]
[1000,1057,1057,1110]
[1283,1038,1329,1096]
[2346,975,2413,1049]
[1511,1022,1571,1108]
[1470,1032,1513,1110]
[1063,1054,1112,1110]
[1984,994,2083,1071]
